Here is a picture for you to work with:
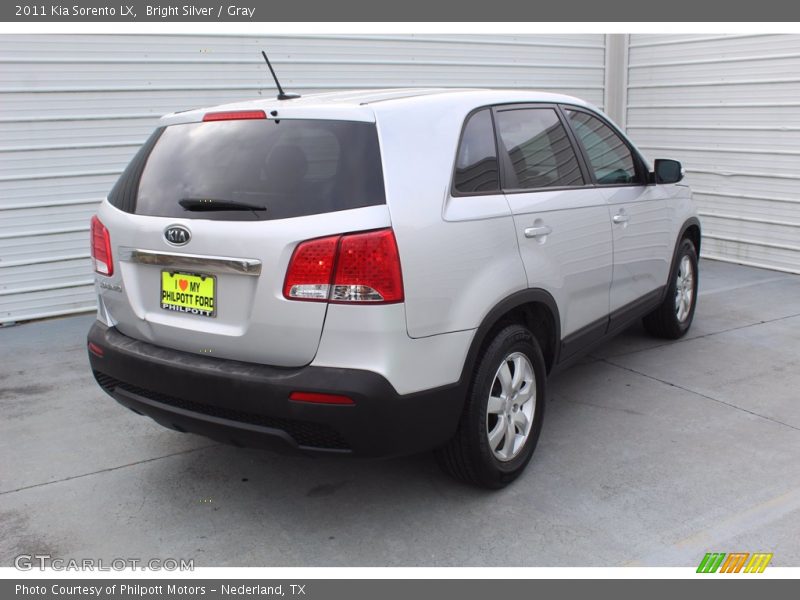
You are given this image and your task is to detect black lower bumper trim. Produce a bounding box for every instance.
[93,371,351,451]
[87,322,464,458]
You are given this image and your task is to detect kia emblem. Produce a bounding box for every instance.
[164,225,191,246]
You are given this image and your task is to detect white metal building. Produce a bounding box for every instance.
[0,33,797,324]
[625,34,800,275]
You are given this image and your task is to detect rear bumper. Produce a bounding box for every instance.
[87,321,464,458]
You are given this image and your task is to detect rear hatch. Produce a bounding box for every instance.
[96,109,389,367]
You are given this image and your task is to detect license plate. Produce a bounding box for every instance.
[160,271,216,317]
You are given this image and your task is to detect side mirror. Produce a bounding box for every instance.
[653,159,684,184]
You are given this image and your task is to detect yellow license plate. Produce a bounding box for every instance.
[160,271,216,317]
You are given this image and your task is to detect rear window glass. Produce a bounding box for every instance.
[130,119,385,221]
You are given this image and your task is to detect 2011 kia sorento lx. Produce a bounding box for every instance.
[87,88,700,488]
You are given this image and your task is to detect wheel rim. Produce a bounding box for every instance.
[675,255,695,323]
[485,351,536,462]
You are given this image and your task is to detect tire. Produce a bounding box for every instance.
[437,324,546,489]
[643,238,699,339]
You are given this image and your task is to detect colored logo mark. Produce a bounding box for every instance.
[697,552,773,573]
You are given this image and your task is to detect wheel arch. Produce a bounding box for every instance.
[680,217,702,255]
[459,289,561,388]
[658,217,701,306]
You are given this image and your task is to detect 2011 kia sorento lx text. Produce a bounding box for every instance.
[87,88,700,488]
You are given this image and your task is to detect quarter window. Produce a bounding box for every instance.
[565,109,641,185]
[453,109,500,194]
[495,108,584,189]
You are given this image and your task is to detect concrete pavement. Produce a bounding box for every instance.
[1,259,798,567]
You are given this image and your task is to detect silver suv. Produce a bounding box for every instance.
[87,89,700,488]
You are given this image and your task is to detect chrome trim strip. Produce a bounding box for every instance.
[118,247,262,276]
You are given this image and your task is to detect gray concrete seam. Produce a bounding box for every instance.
[600,358,800,434]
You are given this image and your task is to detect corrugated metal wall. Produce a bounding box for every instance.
[0,33,607,324]
[4,33,799,324]
[626,34,800,274]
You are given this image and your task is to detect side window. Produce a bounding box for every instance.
[453,109,500,194]
[565,109,641,185]
[495,108,584,189]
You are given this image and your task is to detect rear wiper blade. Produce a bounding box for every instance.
[179,198,267,212]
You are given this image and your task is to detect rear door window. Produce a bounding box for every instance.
[495,108,584,190]
[114,119,385,221]
[453,109,500,194]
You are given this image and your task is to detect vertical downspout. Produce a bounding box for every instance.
[603,34,629,132]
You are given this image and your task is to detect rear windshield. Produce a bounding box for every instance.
[115,119,385,221]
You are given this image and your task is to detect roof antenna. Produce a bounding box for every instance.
[261,51,300,101]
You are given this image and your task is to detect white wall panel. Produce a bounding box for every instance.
[627,34,800,274]
[0,33,606,323]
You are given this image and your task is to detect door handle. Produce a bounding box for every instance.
[524,225,552,239]
[612,213,629,224]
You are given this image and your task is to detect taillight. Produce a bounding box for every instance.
[331,229,404,303]
[90,215,113,276]
[283,228,404,304]
[202,110,266,122]
[283,235,339,301]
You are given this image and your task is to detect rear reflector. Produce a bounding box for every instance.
[289,391,355,405]
[90,215,113,276]
[202,110,267,122]
[283,228,403,304]
[87,342,104,357]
